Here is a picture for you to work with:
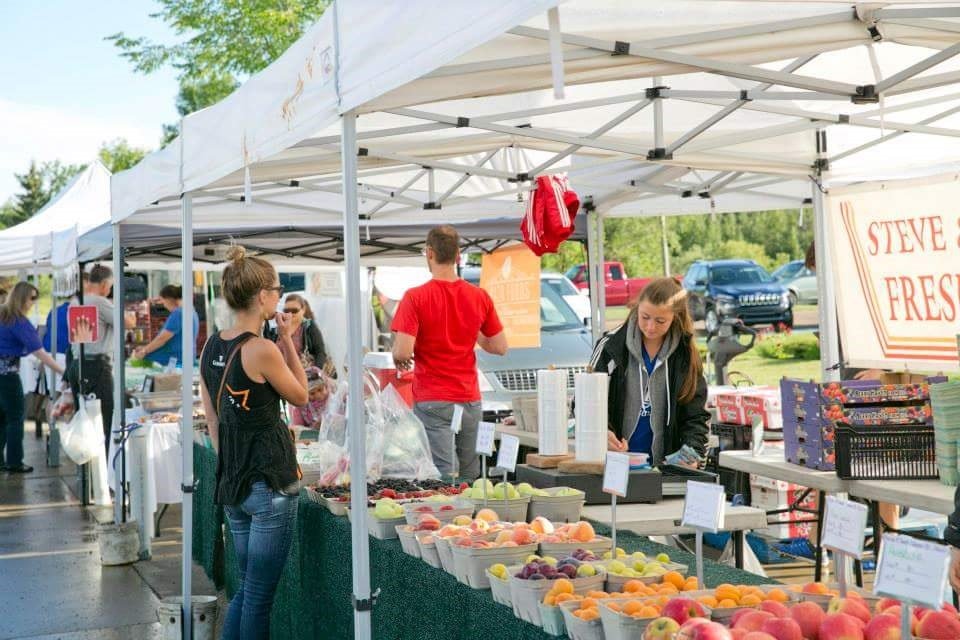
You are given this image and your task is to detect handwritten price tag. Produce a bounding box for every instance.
[496,434,520,473]
[874,533,950,608]
[475,422,496,457]
[603,452,630,497]
[682,481,725,533]
[822,496,868,557]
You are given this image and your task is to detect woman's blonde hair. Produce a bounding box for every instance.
[222,245,276,311]
[633,277,703,404]
[0,282,38,325]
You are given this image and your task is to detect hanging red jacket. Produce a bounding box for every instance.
[521,175,580,256]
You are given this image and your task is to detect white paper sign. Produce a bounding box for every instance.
[496,434,520,473]
[603,452,630,497]
[874,533,951,608]
[822,496,869,557]
[476,422,496,457]
[681,481,726,533]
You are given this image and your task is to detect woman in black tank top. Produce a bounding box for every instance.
[199,246,308,640]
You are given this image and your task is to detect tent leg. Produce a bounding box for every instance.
[811,136,839,382]
[180,193,195,640]
[660,216,671,276]
[596,209,607,330]
[342,111,374,640]
[585,206,602,344]
[111,225,126,525]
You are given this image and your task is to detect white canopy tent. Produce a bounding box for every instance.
[105,3,960,637]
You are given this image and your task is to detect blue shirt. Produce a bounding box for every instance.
[628,346,657,455]
[43,302,71,355]
[0,316,42,358]
[147,307,200,367]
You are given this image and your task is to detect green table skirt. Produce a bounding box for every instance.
[192,445,773,639]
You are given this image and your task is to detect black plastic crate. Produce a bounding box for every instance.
[834,424,938,480]
[713,422,752,451]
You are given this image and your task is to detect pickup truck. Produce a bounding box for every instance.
[564,261,652,307]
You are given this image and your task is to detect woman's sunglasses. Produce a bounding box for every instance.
[265,285,285,295]
[283,307,301,314]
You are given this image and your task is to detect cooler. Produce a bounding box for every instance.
[363,352,415,407]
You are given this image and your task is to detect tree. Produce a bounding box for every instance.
[98,139,151,173]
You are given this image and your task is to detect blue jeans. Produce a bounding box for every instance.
[0,374,25,467]
[223,481,299,639]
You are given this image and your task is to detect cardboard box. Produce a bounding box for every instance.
[750,482,817,511]
[784,438,835,471]
[761,521,813,540]
[715,391,747,425]
[781,377,946,406]
[741,389,783,430]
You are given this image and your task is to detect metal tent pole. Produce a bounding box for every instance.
[111,224,126,524]
[812,130,840,382]
[585,205,602,344]
[342,111,374,640]
[596,208,607,331]
[180,192,195,640]
[660,216,671,276]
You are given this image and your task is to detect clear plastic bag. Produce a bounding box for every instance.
[60,396,103,466]
[377,385,440,480]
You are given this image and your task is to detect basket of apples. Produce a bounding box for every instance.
[462,480,531,522]
[601,595,710,640]
[525,485,586,523]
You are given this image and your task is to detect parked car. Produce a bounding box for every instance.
[462,268,593,420]
[565,261,652,306]
[682,259,793,333]
[772,259,818,306]
[542,272,591,326]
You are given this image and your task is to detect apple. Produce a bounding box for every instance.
[863,614,900,640]
[730,631,748,640]
[472,478,494,494]
[730,609,754,628]
[683,621,734,640]
[734,611,775,633]
[643,617,681,640]
[742,634,777,640]
[758,600,791,619]
[452,515,471,526]
[790,601,826,640]
[676,619,715,640]
[662,598,707,625]
[439,504,454,511]
[576,564,597,577]
[415,505,432,513]
[474,508,499,523]
[941,602,959,616]
[819,613,866,640]
[761,618,803,640]
[415,514,441,531]
[828,598,872,625]
[874,598,900,614]
[915,610,960,639]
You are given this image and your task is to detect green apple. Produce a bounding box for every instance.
[373,500,403,519]
[615,547,626,558]
[517,482,535,496]
[633,561,646,572]
[622,568,639,578]
[607,560,626,575]
[656,553,670,563]
[489,563,508,580]
[542,556,558,566]
[576,564,597,577]
[525,554,541,564]
[555,487,582,497]
[459,488,473,498]
[531,488,549,497]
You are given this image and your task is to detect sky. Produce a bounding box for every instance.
[0,1,180,204]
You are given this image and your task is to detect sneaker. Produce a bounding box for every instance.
[6,464,33,473]
[773,538,816,560]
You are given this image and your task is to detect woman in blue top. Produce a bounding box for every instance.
[0,282,64,472]
[133,285,199,367]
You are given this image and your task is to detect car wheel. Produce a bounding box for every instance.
[788,291,798,308]
[705,308,720,334]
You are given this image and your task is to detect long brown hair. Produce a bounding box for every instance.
[633,277,703,404]
[0,282,38,325]
[284,293,314,320]
[222,245,276,311]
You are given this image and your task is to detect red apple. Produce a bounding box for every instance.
[662,598,707,625]
[913,606,931,622]
[874,598,900,614]
[415,505,432,513]
[828,598,872,625]
[758,600,791,619]
[415,514,441,531]
[863,614,900,640]
[743,634,777,640]
[761,617,803,640]
[790,601,826,640]
[940,602,958,616]
[731,630,748,640]
[915,610,960,639]
[734,611,776,632]
[681,621,734,640]
[731,609,754,628]
[643,617,681,640]
[439,504,454,511]
[819,613,865,640]
[677,618,713,639]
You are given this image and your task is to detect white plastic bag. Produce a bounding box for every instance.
[60,397,103,466]
[378,385,440,480]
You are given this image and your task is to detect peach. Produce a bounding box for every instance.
[530,516,555,535]
[573,521,595,542]
[685,622,735,639]
[742,634,777,640]
[758,600,791,619]
[790,601,826,640]
[734,611,776,633]
[730,609,754,628]
[819,613,866,640]
[475,508,499,523]
[874,598,900,614]
[494,530,512,544]
[803,582,831,595]
[511,527,537,545]
[863,613,900,640]
[915,610,960,639]
[828,598,871,625]
[761,618,803,640]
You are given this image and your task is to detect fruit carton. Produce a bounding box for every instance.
[601,560,689,593]
[783,437,835,471]
[347,508,405,540]
[686,587,792,624]
[791,584,879,611]
[750,484,817,511]
[401,501,474,526]
[468,495,531,522]
[451,542,539,589]
[741,389,783,430]
[508,565,606,627]
[434,536,457,575]
[486,568,513,606]
[558,599,604,640]
[527,487,586,523]
[598,598,710,640]
[782,377,946,406]
[715,390,748,425]
[395,524,421,558]
[319,494,349,517]
[788,401,934,427]
[538,602,566,637]
[539,537,614,559]
[417,535,443,569]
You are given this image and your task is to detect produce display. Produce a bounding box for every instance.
[313,478,467,506]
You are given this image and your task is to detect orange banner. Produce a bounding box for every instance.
[480,245,541,348]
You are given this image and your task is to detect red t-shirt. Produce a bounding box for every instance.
[391,279,503,403]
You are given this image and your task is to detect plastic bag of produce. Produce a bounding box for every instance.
[60,396,103,466]
[377,385,440,480]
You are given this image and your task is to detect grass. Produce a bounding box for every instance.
[715,348,822,386]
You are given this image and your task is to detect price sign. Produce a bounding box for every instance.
[822,496,869,557]
[475,422,496,457]
[68,305,100,344]
[496,434,520,473]
[681,481,725,533]
[874,533,950,609]
[603,452,630,497]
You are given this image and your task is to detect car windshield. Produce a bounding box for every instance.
[543,277,579,297]
[709,265,774,285]
[464,274,583,332]
[564,266,582,281]
[773,262,803,280]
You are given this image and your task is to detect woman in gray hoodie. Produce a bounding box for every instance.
[588,277,709,464]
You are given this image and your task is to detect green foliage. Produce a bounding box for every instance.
[541,240,587,275]
[755,333,820,361]
[98,139,151,173]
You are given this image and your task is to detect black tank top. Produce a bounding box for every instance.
[200,331,299,506]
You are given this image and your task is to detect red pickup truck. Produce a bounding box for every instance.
[564,262,652,307]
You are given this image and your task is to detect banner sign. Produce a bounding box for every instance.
[827,176,960,370]
[479,245,541,348]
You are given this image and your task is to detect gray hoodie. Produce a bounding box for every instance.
[621,318,682,464]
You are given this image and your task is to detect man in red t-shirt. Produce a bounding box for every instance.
[391,225,508,479]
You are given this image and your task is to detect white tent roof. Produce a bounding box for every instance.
[110,1,960,234]
[0,161,111,272]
